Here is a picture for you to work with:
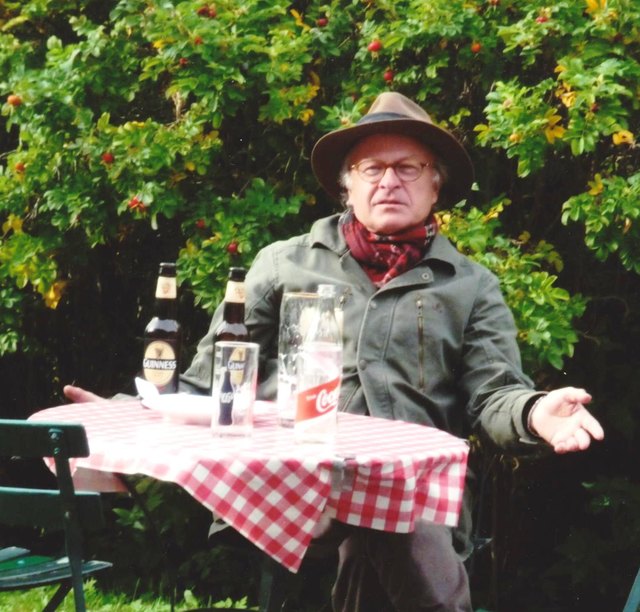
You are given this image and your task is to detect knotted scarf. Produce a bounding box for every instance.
[339,209,438,287]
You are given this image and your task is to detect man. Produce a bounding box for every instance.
[65,92,604,611]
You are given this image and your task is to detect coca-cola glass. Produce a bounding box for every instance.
[211,341,259,436]
[277,292,319,427]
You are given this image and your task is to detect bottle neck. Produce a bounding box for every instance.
[222,300,245,324]
[154,297,177,320]
[319,296,334,313]
[153,274,177,319]
[222,278,246,323]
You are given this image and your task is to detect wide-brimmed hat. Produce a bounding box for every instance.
[311,92,474,206]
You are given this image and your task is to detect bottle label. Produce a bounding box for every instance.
[156,276,177,300]
[296,376,340,422]
[224,280,246,304]
[143,340,178,385]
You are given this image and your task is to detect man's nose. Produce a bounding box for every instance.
[378,166,402,188]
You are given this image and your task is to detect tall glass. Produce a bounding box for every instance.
[211,341,259,437]
[277,292,319,427]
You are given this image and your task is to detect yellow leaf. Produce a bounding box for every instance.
[560,90,576,108]
[152,38,173,50]
[2,214,23,235]
[545,111,562,126]
[545,124,566,144]
[587,173,604,196]
[290,9,310,31]
[43,281,66,310]
[123,121,145,130]
[299,108,315,124]
[585,0,606,16]
[612,130,635,145]
[436,212,451,231]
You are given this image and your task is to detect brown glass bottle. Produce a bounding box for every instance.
[211,267,249,391]
[142,262,182,394]
[214,267,250,343]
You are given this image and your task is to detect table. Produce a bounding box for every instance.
[29,399,469,572]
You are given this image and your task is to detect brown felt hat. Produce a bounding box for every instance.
[311,92,474,206]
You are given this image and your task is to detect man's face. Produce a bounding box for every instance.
[345,134,440,235]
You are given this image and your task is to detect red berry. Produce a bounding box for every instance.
[127,196,146,212]
[196,4,216,18]
[179,57,188,67]
[536,15,549,23]
[7,94,22,107]
[470,41,482,53]
[383,69,394,82]
[226,241,239,255]
[195,218,206,230]
[194,35,203,45]
[316,17,328,27]
[368,39,382,53]
[101,152,114,164]
[488,0,500,5]
[14,162,25,173]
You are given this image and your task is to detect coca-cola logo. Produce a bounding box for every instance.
[219,391,234,404]
[316,386,339,414]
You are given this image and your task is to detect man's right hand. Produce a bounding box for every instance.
[63,384,104,403]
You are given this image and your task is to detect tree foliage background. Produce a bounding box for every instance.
[1,0,639,610]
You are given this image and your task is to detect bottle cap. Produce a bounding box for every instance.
[228,267,247,281]
[158,262,177,277]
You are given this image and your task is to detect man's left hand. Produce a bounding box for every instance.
[529,387,604,454]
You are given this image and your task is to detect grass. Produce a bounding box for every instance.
[0,580,255,611]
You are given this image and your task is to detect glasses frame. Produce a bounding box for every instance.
[349,158,433,184]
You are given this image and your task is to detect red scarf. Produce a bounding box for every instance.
[339,209,438,287]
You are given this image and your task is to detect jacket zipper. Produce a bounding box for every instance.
[416,297,425,391]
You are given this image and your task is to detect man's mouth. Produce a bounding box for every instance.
[374,199,405,206]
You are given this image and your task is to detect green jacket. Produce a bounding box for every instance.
[183,213,542,450]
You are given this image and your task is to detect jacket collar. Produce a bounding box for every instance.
[309,213,349,254]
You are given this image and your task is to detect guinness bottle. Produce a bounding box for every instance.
[211,267,249,391]
[142,262,181,394]
[214,267,250,343]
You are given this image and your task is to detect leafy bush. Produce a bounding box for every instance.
[1,0,639,610]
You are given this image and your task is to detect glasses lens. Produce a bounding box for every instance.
[357,161,385,181]
[395,163,423,181]
[353,160,426,183]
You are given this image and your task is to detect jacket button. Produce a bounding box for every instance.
[421,272,431,280]
[358,360,367,370]
[369,302,377,310]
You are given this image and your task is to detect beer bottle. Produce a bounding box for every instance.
[214,267,250,343]
[212,267,249,391]
[142,262,181,394]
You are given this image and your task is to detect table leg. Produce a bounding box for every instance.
[257,554,296,612]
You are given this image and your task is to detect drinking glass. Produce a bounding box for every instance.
[211,341,259,436]
[277,292,319,427]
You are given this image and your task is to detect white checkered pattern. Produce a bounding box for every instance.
[30,399,468,571]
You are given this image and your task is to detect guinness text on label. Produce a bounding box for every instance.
[143,340,178,385]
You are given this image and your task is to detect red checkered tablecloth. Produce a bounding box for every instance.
[30,399,468,572]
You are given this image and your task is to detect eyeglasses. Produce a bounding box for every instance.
[350,159,433,183]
